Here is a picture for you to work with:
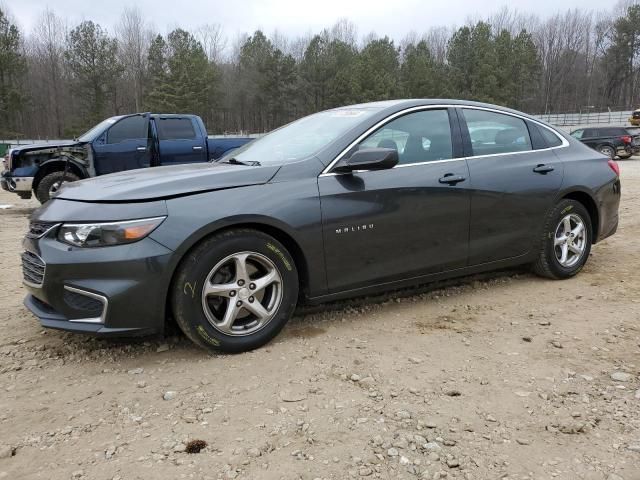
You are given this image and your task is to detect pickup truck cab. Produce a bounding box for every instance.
[1,113,252,203]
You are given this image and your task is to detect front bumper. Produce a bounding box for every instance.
[1,171,33,193]
[22,227,175,336]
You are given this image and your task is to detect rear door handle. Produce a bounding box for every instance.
[438,173,466,185]
[533,164,554,174]
[136,146,147,152]
[192,146,203,151]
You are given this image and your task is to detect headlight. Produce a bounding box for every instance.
[58,217,166,248]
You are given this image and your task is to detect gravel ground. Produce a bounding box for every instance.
[0,160,639,480]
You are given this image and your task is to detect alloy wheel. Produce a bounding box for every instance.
[554,213,587,268]
[598,146,615,159]
[201,251,283,336]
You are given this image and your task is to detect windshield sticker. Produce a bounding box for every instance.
[329,110,366,118]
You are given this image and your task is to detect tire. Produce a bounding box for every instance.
[172,229,299,353]
[533,199,592,280]
[597,145,615,159]
[35,171,80,203]
[618,153,632,160]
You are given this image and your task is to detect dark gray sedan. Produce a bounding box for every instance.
[22,100,621,352]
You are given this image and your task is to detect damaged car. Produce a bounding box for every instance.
[1,113,252,203]
[22,100,621,353]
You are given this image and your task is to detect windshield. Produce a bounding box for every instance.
[77,117,120,142]
[217,107,383,165]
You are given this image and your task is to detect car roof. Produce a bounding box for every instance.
[331,99,548,127]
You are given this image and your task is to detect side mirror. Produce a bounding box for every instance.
[333,147,399,173]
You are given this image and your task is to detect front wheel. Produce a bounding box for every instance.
[172,229,298,353]
[35,171,80,203]
[533,199,592,279]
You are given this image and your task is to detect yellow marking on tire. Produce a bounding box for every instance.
[197,325,220,346]
[184,281,197,298]
[266,242,292,271]
[561,205,573,214]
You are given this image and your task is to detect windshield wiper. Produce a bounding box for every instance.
[221,158,261,167]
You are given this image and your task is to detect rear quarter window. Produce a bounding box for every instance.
[600,128,626,136]
[539,126,564,147]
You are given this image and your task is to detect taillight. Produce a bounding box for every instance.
[608,159,620,176]
[620,135,632,144]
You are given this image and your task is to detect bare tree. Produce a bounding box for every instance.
[330,18,358,47]
[195,23,226,62]
[534,9,593,112]
[116,7,152,111]
[488,6,539,36]
[28,8,67,136]
[270,28,289,54]
[423,26,450,64]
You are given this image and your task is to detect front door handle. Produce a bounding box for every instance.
[192,146,203,151]
[533,164,554,174]
[136,146,147,152]
[438,173,466,185]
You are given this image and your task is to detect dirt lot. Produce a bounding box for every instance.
[0,161,639,480]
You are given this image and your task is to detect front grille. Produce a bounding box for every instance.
[26,222,57,239]
[22,251,45,286]
[63,290,103,316]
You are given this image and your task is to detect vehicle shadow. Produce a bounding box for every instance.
[29,267,530,361]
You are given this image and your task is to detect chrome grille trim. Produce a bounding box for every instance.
[64,286,108,324]
[26,222,60,239]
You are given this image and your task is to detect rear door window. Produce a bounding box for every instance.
[463,109,531,156]
[107,116,147,144]
[157,118,197,140]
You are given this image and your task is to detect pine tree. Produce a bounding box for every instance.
[65,21,122,127]
[355,37,400,102]
[0,9,26,136]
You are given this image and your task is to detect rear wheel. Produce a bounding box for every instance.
[618,153,632,160]
[172,229,298,353]
[597,145,615,159]
[35,171,80,203]
[533,199,592,279]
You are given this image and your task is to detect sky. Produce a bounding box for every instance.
[7,0,617,43]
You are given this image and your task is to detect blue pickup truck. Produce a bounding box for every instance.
[0,113,252,203]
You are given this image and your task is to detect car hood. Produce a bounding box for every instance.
[56,163,281,202]
[10,140,79,154]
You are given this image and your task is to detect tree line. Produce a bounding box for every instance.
[0,2,638,139]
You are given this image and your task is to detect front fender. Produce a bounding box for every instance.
[33,159,89,191]
[151,179,326,298]
[39,158,89,178]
